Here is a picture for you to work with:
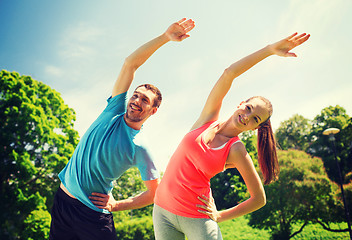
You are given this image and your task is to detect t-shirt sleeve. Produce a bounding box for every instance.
[104,92,127,114]
[134,145,160,181]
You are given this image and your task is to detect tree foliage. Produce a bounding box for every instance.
[115,216,155,240]
[0,70,79,239]
[275,114,311,151]
[275,105,352,185]
[248,150,344,240]
[307,105,352,184]
[112,167,154,219]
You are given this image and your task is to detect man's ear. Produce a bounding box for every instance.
[151,107,158,116]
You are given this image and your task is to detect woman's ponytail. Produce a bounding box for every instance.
[257,119,279,184]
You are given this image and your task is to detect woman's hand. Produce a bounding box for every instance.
[269,32,310,57]
[197,194,221,222]
[89,192,117,212]
[164,18,195,42]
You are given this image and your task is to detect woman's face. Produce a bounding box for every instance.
[232,98,270,131]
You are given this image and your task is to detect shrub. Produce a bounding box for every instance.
[115,216,154,240]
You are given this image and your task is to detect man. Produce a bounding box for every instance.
[49,18,195,240]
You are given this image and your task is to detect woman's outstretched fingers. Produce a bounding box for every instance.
[290,33,310,47]
[286,32,298,40]
[296,33,310,46]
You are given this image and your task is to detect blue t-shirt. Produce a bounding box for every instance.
[59,92,159,213]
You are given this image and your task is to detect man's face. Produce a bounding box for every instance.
[125,87,157,123]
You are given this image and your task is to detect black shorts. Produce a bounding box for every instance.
[49,187,118,240]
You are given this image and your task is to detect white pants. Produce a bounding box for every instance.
[153,205,223,240]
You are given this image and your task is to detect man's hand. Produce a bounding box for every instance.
[89,192,117,212]
[164,18,195,42]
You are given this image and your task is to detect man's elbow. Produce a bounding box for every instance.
[124,56,140,71]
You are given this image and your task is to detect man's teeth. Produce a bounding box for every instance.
[131,105,140,111]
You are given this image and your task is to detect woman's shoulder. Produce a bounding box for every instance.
[228,140,249,161]
[190,120,217,132]
[230,140,247,155]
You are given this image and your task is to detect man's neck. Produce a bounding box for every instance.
[123,114,143,130]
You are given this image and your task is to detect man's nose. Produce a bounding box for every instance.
[134,97,141,104]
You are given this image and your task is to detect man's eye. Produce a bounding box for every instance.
[246,106,251,111]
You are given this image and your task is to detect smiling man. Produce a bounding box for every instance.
[49,18,195,240]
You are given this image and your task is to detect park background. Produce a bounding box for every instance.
[1,0,352,239]
[1,0,351,172]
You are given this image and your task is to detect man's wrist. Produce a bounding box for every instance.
[159,32,171,43]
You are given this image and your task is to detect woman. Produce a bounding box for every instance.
[153,32,310,240]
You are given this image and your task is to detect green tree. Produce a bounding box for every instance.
[112,167,157,239]
[275,114,311,151]
[112,167,154,219]
[0,70,79,239]
[307,105,352,184]
[211,168,248,210]
[248,150,345,240]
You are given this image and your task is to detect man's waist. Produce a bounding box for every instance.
[60,183,77,199]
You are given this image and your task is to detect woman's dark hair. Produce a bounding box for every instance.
[135,84,162,108]
[247,96,279,185]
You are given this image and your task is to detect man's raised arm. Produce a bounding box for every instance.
[112,18,195,97]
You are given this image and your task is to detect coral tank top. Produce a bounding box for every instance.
[154,121,241,218]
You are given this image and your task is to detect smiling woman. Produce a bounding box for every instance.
[152,32,310,240]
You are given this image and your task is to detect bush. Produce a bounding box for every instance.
[23,207,51,240]
[115,216,154,240]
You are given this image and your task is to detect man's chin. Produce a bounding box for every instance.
[126,113,143,123]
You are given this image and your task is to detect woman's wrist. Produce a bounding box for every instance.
[262,44,275,57]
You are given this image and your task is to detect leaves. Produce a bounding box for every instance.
[275,114,311,151]
[0,70,79,239]
[248,150,342,239]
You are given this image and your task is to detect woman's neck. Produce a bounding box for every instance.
[216,119,242,138]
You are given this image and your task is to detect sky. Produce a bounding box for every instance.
[1,0,351,172]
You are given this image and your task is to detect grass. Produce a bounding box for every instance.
[218,216,350,240]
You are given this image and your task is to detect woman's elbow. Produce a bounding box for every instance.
[260,196,266,208]
[258,192,266,208]
[252,191,266,209]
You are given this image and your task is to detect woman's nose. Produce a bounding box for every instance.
[243,114,249,122]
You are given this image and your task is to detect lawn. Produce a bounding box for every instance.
[218,216,350,240]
